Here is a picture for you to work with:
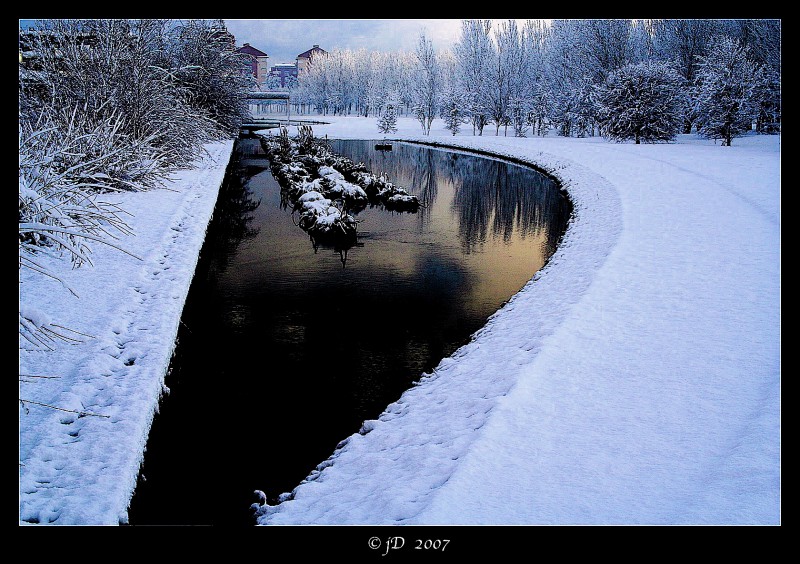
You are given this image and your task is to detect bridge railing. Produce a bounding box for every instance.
[246,91,292,121]
[242,91,327,131]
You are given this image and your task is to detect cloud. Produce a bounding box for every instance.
[225,19,463,63]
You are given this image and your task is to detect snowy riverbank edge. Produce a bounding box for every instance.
[19,116,780,526]
[19,140,234,525]
[254,124,626,524]
[256,118,780,525]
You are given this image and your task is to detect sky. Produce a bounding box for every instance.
[224,19,465,64]
[18,18,531,66]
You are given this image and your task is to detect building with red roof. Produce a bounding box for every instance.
[296,44,328,75]
[237,43,270,86]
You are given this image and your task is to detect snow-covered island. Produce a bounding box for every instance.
[19,115,780,526]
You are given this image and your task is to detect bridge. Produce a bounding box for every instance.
[241,91,327,133]
[247,91,290,100]
[241,91,290,131]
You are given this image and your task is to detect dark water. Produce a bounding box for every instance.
[126,137,571,526]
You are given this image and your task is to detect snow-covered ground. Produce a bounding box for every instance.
[18,141,233,525]
[19,116,780,526]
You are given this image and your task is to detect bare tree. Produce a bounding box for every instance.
[453,19,494,135]
[411,32,440,135]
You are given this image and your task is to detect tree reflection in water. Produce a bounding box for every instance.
[127,137,572,526]
[329,140,570,259]
[203,139,262,273]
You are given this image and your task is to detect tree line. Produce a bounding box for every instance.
[288,19,780,145]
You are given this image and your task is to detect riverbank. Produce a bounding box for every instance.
[257,117,780,525]
[19,116,780,525]
[19,140,233,525]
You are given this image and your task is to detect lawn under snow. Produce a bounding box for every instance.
[18,117,780,526]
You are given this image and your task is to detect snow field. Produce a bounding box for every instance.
[19,115,779,525]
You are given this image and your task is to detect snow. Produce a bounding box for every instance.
[19,140,233,525]
[317,165,368,200]
[18,116,780,526]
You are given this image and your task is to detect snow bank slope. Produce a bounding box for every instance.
[19,141,233,525]
[257,118,780,525]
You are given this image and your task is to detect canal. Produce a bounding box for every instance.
[126,136,571,526]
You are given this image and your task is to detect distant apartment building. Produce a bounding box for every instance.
[237,43,269,86]
[265,45,328,89]
[268,63,298,88]
[296,44,327,75]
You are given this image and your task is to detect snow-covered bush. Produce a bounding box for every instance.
[18,18,250,349]
[19,112,137,347]
[595,61,688,144]
[19,112,136,269]
[169,19,252,136]
[692,36,764,146]
[377,99,399,134]
[260,128,420,229]
[20,19,250,174]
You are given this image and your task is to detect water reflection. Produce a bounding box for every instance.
[126,138,571,526]
[203,140,262,273]
[328,140,568,257]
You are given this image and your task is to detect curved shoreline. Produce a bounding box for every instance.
[19,117,780,525]
[256,134,625,525]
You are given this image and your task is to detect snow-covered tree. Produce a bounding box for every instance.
[596,60,687,143]
[453,19,494,135]
[170,20,251,135]
[377,90,399,134]
[752,67,781,134]
[729,19,781,134]
[436,50,467,136]
[488,20,522,135]
[651,19,719,133]
[297,48,333,114]
[440,85,468,136]
[284,74,298,90]
[411,32,440,135]
[351,48,376,117]
[573,77,598,137]
[528,82,551,136]
[693,36,764,146]
[265,73,283,90]
[518,20,549,136]
[628,19,656,64]
[507,97,530,137]
[581,19,637,82]
[544,19,643,138]
[544,20,594,137]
